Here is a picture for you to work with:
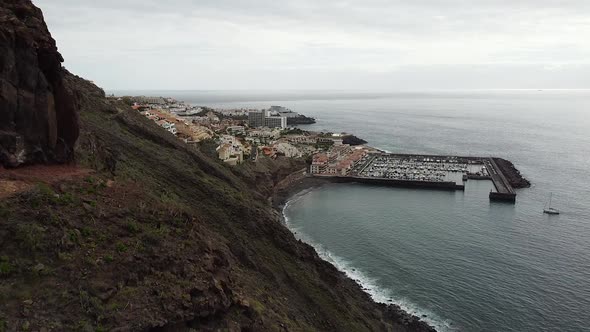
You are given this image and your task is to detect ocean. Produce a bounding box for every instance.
[113,90,590,332]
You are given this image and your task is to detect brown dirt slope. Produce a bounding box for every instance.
[0,165,93,199]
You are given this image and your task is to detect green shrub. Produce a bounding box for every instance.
[159,190,180,205]
[68,229,81,245]
[75,320,93,332]
[171,217,186,226]
[141,223,173,248]
[78,290,104,318]
[27,183,58,207]
[56,192,77,206]
[251,299,265,314]
[16,224,44,252]
[37,183,56,198]
[81,227,93,237]
[84,176,96,184]
[0,204,9,218]
[58,252,73,262]
[83,176,108,195]
[124,219,141,234]
[115,242,128,253]
[0,256,12,277]
[39,210,61,225]
[107,302,122,311]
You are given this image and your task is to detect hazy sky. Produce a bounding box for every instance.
[34,0,590,90]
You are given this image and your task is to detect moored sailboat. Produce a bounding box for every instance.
[543,193,560,215]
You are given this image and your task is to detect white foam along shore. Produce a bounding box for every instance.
[281,188,455,332]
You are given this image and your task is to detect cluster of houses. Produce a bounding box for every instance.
[216,135,246,166]
[127,96,369,168]
[215,133,305,164]
[311,144,370,176]
[142,110,178,135]
[139,109,214,143]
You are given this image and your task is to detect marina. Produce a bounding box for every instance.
[313,153,518,203]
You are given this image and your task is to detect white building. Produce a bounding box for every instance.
[265,116,287,129]
[248,129,281,140]
[216,143,244,165]
[157,120,177,135]
[275,142,301,158]
[227,126,246,135]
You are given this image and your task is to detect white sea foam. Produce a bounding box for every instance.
[282,194,455,332]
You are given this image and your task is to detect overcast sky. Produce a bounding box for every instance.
[34,0,590,90]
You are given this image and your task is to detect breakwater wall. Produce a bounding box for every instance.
[314,175,464,191]
[486,158,517,202]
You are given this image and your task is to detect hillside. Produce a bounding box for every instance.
[0,1,435,331]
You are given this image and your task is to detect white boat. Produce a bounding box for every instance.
[543,193,560,215]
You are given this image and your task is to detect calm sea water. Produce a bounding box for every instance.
[115,90,590,332]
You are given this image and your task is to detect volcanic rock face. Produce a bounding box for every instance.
[0,0,78,167]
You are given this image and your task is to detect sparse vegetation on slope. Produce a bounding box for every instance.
[0,1,435,331]
[0,73,434,331]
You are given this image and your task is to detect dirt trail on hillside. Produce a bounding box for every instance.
[0,165,94,199]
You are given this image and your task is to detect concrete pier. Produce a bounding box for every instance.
[485,158,517,202]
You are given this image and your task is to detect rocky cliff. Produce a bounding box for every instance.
[0,0,79,167]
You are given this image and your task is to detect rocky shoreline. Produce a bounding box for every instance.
[271,174,437,332]
[342,134,369,146]
[287,114,316,125]
[272,174,332,210]
[493,158,531,188]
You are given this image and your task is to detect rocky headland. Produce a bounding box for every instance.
[342,134,368,146]
[287,114,316,125]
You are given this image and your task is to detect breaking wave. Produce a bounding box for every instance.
[282,192,455,332]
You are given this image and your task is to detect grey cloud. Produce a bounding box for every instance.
[33,0,590,89]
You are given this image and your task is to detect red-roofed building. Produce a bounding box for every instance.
[311,153,329,174]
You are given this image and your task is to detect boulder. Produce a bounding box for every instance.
[0,0,79,167]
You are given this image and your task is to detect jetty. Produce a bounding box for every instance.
[485,157,517,202]
[311,152,519,203]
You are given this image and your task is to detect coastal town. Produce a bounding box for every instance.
[119,95,523,203]
[118,95,370,166]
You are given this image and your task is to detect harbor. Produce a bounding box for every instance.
[311,151,518,203]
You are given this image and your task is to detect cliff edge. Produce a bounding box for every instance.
[0,0,78,167]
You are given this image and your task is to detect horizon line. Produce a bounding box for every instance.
[106,88,590,92]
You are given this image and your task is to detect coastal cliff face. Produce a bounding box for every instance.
[0,2,435,331]
[0,0,79,167]
[0,73,436,331]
